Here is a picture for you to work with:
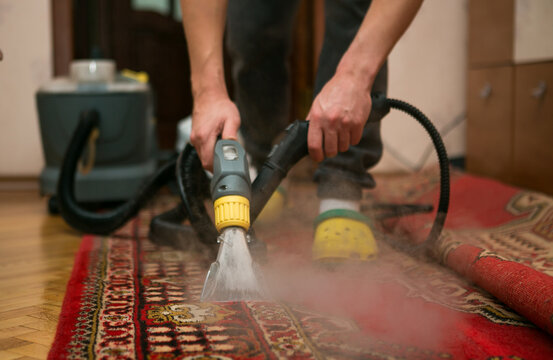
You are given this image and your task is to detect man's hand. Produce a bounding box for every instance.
[307,71,373,162]
[190,92,240,171]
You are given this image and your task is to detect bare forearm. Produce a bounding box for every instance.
[180,0,239,171]
[337,0,424,86]
[180,0,229,98]
[307,0,423,161]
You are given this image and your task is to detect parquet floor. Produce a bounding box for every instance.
[0,190,81,359]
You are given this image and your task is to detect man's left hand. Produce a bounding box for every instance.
[306,71,373,162]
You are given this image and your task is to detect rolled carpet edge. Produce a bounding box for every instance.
[444,243,553,335]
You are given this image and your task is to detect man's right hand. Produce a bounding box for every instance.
[190,92,241,171]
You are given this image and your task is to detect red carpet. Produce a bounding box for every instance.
[49,171,553,359]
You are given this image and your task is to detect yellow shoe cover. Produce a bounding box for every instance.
[312,209,378,263]
[256,186,286,224]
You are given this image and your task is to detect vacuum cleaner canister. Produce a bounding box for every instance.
[36,60,158,203]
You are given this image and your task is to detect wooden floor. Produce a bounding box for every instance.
[0,190,81,359]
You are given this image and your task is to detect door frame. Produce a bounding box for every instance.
[52,0,73,76]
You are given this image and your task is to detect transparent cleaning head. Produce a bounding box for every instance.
[201,227,265,302]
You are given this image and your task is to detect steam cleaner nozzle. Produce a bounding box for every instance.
[201,139,265,302]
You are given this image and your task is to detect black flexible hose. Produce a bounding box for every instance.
[57,109,177,235]
[385,98,450,256]
[176,144,218,245]
[149,203,203,249]
[149,203,187,242]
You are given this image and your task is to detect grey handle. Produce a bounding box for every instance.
[211,140,252,201]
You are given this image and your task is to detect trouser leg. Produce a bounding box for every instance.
[226,0,301,170]
[313,0,388,200]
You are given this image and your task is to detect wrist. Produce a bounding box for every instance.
[193,85,229,105]
[335,53,379,93]
[190,63,228,101]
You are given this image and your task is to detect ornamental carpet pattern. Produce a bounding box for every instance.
[49,170,553,359]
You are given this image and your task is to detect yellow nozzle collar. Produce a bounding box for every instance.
[213,195,250,232]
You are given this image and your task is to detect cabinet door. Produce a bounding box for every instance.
[513,62,553,195]
[466,67,514,182]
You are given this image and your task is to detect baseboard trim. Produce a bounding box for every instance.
[0,177,40,191]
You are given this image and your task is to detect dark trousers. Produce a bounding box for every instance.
[227,0,387,200]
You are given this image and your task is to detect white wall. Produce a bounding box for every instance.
[0,0,51,176]
[514,0,553,64]
[374,0,467,173]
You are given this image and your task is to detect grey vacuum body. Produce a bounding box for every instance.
[36,60,158,203]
